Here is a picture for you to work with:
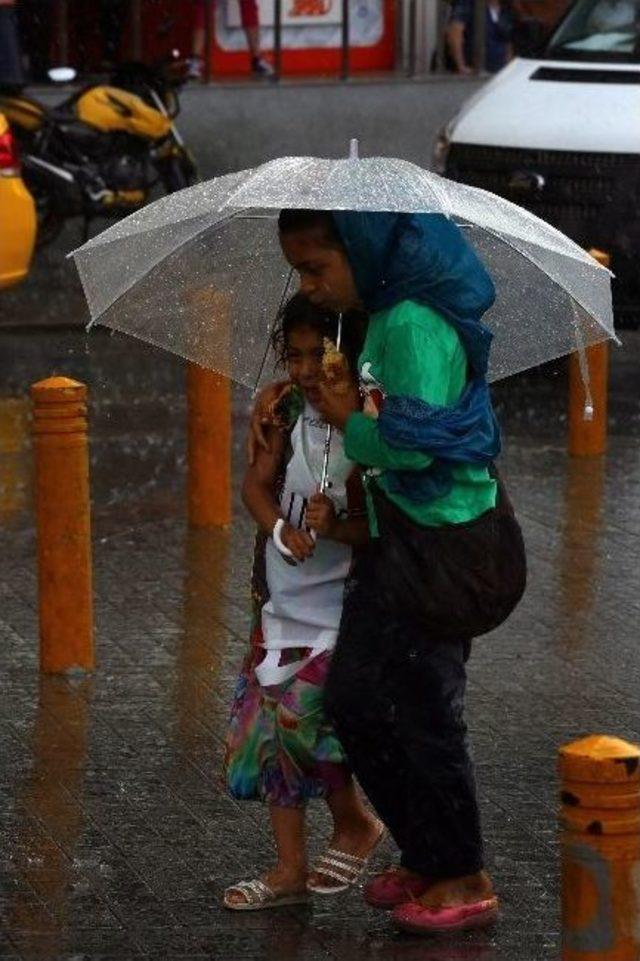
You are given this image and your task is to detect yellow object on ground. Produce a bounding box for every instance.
[559,735,640,961]
[0,113,37,290]
[30,377,94,675]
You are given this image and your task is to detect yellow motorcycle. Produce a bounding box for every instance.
[0,56,198,246]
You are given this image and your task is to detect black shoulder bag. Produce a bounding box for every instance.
[369,470,527,641]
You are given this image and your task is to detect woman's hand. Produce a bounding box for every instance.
[315,381,360,431]
[281,523,315,562]
[305,492,337,539]
[246,381,289,465]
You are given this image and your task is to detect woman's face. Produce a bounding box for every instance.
[280,228,362,314]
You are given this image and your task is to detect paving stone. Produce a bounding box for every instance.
[1,329,639,960]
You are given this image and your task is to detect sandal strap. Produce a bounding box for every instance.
[313,864,360,886]
[312,828,386,887]
[316,854,362,884]
[225,878,274,905]
[326,847,368,866]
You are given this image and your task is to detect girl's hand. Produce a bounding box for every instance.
[281,524,315,562]
[247,384,278,464]
[316,381,360,431]
[306,492,337,538]
[247,381,289,465]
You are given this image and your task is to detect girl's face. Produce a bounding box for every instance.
[285,324,326,406]
[280,228,361,314]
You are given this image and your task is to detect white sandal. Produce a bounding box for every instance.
[307,828,386,895]
[223,878,310,911]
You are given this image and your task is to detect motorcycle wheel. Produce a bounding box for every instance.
[159,148,199,194]
[30,181,65,248]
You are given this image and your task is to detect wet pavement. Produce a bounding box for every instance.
[1,329,640,961]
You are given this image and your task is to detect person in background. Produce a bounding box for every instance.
[585,0,638,33]
[0,0,24,89]
[16,0,53,83]
[446,0,514,73]
[511,0,570,55]
[189,0,273,79]
[99,0,128,68]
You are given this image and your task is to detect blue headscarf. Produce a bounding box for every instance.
[331,211,501,502]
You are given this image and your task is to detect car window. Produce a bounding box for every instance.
[547,0,640,60]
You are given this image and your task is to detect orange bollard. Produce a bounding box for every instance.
[30,377,94,674]
[569,250,611,458]
[559,735,640,961]
[186,364,231,528]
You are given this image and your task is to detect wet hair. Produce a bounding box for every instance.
[271,292,366,375]
[277,209,345,250]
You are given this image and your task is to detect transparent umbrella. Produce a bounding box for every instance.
[70,142,616,395]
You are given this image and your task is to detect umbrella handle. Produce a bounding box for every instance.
[319,423,333,495]
[318,312,343,496]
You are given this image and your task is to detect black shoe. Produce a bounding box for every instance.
[251,56,274,77]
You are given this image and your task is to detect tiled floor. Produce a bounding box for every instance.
[1,330,638,960]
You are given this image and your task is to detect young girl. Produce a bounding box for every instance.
[250,209,526,933]
[223,293,383,911]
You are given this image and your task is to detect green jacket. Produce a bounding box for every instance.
[344,299,497,533]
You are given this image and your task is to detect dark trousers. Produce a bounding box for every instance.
[99,0,128,63]
[325,545,484,880]
[17,0,53,83]
[0,8,25,88]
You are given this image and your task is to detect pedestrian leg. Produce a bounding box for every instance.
[393,635,484,880]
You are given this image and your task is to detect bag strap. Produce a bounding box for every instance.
[488,462,515,518]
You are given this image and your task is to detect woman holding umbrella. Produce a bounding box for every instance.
[68,137,612,934]
[251,207,527,934]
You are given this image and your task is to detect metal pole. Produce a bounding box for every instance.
[203,0,213,83]
[57,0,69,65]
[407,0,417,78]
[473,0,486,72]
[394,0,405,72]
[131,0,142,60]
[341,0,350,81]
[273,0,282,81]
[436,0,447,74]
[319,314,343,494]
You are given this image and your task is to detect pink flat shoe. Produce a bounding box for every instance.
[392,896,499,934]
[363,868,431,909]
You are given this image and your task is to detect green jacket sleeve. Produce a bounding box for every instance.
[344,318,457,471]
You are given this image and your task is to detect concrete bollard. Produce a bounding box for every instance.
[186,364,231,528]
[559,735,640,961]
[568,250,611,458]
[30,377,94,674]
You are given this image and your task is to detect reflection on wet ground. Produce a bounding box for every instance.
[1,330,639,960]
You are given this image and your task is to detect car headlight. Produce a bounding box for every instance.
[432,120,455,174]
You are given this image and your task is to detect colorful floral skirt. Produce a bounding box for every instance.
[224,626,351,808]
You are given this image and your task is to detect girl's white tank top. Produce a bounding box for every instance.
[257,401,354,687]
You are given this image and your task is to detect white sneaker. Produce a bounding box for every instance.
[187,57,203,80]
[252,56,274,77]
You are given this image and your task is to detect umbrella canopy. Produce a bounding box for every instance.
[70,151,615,390]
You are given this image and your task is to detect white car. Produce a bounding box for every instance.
[436,0,640,326]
